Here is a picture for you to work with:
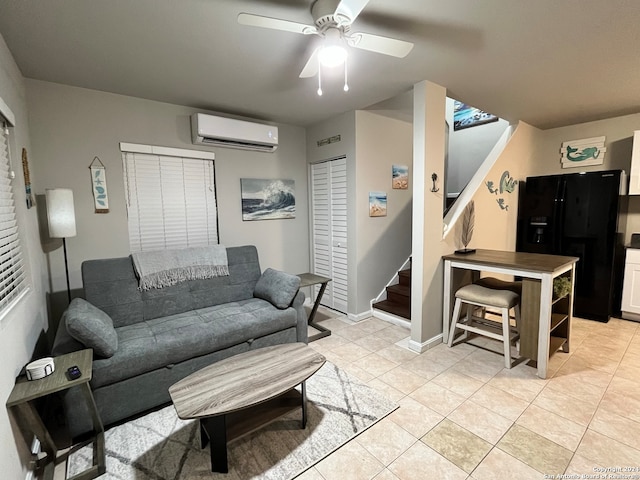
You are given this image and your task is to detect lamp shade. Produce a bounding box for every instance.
[46,188,77,238]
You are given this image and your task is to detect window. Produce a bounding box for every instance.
[0,121,27,315]
[121,143,218,252]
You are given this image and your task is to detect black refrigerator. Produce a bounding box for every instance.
[516,170,624,322]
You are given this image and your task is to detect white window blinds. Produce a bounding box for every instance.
[122,149,218,252]
[0,123,27,314]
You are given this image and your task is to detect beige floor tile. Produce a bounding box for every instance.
[487,368,547,402]
[340,363,376,383]
[607,375,640,401]
[450,355,504,383]
[471,447,542,480]
[563,453,605,477]
[575,430,640,469]
[469,384,530,422]
[309,334,349,351]
[409,382,466,416]
[356,417,417,465]
[388,442,467,480]
[560,351,619,375]
[421,419,492,474]
[378,367,429,395]
[447,400,513,445]
[352,353,399,377]
[315,315,352,332]
[402,354,451,380]
[376,325,412,343]
[533,386,598,426]
[376,345,419,365]
[330,343,372,363]
[367,378,406,403]
[599,390,640,423]
[432,369,485,398]
[315,440,385,480]
[359,317,395,333]
[321,350,352,369]
[497,424,572,475]
[355,334,397,352]
[337,324,375,342]
[388,397,444,438]
[614,361,640,384]
[516,404,586,451]
[545,373,608,404]
[373,469,401,480]
[589,407,640,450]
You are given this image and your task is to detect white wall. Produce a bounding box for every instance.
[26,80,310,304]
[0,35,49,480]
[355,111,412,314]
[446,97,510,196]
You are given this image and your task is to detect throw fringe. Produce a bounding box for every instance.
[138,264,230,291]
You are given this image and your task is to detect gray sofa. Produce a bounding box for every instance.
[51,245,307,437]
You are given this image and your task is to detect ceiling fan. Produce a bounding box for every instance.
[238,0,414,94]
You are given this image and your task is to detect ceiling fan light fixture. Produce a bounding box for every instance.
[318,44,347,68]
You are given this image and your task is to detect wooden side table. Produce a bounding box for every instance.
[297,273,332,341]
[7,349,105,480]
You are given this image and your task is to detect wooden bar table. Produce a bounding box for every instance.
[442,249,578,379]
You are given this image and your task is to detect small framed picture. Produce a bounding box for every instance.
[392,165,408,189]
[369,191,387,217]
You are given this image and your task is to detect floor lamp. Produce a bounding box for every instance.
[46,188,77,304]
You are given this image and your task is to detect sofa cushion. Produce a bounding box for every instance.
[65,298,118,358]
[89,299,297,388]
[253,268,301,309]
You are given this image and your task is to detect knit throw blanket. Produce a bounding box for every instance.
[132,245,229,291]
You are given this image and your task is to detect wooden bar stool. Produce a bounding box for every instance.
[447,284,520,368]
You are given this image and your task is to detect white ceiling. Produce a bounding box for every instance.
[1,0,639,129]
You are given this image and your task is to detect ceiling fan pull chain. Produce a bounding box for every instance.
[317,56,323,96]
[343,60,349,92]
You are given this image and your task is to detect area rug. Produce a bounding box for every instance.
[67,362,398,480]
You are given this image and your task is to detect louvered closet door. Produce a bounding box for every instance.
[311,157,348,313]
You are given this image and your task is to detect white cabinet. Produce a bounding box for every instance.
[629,130,640,194]
[621,248,640,320]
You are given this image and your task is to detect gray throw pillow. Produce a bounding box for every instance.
[253,268,301,309]
[65,298,118,358]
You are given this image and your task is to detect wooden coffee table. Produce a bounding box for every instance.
[168,343,325,473]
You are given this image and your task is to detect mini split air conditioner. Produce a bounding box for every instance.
[191,113,278,153]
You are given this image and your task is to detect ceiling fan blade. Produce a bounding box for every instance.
[299,48,319,78]
[334,0,370,24]
[348,32,414,58]
[237,13,317,35]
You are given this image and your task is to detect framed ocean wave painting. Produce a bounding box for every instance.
[241,178,296,221]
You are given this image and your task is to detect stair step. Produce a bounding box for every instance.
[387,284,410,304]
[398,269,411,287]
[372,300,411,320]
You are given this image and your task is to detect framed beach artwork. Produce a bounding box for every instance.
[369,191,387,217]
[241,178,296,221]
[392,165,408,189]
[453,101,498,131]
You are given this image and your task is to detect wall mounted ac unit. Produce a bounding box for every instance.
[191,113,278,153]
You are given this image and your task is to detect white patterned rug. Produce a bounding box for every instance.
[67,362,398,480]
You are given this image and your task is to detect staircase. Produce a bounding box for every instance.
[372,267,411,320]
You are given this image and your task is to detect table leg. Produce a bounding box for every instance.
[301,382,307,429]
[202,416,228,473]
[14,402,57,467]
[308,281,331,341]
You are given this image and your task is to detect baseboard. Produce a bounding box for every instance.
[408,333,443,353]
[348,310,372,322]
[372,308,411,329]
[621,311,640,323]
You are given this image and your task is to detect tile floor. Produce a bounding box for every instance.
[299,307,640,480]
